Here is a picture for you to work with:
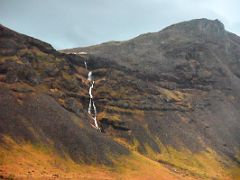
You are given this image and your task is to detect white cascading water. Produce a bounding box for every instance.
[88,71,92,81]
[84,61,88,70]
[85,61,100,131]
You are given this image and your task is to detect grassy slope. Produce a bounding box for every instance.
[0,136,193,180]
[0,136,239,179]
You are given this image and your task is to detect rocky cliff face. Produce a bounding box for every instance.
[0,19,240,179]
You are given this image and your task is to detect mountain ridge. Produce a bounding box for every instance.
[61,18,227,52]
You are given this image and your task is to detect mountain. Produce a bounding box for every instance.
[0,19,240,179]
[0,23,191,180]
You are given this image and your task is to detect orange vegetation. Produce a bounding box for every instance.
[0,136,194,180]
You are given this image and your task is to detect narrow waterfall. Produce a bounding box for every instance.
[84,61,88,70]
[84,61,100,131]
[88,71,92,81]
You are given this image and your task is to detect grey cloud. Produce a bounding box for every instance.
[0,0,239,49]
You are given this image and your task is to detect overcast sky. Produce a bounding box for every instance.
[1,0,239,49]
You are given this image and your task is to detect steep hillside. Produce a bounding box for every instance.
[63,19,240,178]
[0,18,240,179]
[0,24,131,179]
[0,24,201,180]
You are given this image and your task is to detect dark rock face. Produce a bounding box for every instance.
[64,97,83,116]
[0,60,40,84]
[64,18,240,165]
